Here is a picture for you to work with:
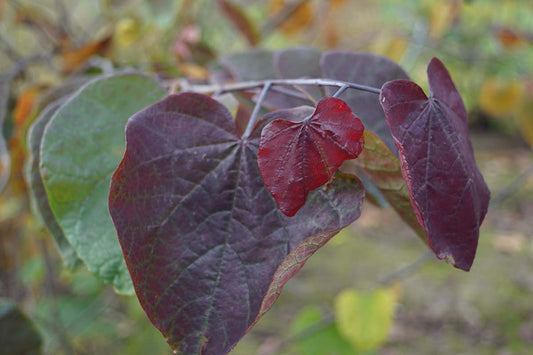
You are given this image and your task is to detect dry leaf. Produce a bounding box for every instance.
[269,0,315,35]
[61,35,112,73]
[217,0,260,45]
[494,27,528,50]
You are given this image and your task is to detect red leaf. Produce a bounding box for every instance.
[380,57,490,271]
[258,97,364,216]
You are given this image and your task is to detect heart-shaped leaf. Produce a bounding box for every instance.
[321,51,409,155]
[257,97,364,216]
[39,72,166,293]
[109,93,364,354]
[380,57,490,270]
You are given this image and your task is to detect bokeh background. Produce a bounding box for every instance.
[1,0,532,354]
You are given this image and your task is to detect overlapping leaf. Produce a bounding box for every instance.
[380,58,490,270]
[109,93,364,354]
[352,130,426,241]
[26,99,81,269]
[273,47,324,101]
[321,51,409,155]
[258,97,364,216]
[39,73,166,293]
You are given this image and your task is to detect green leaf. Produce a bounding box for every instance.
[290,306,355,355]
[0,299,42,355]
[139,0,179,29]
[334,287,398,352]
[39,72,166,294]
[26,99,81,269]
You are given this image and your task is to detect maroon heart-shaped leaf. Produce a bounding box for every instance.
[109,93,364,354]
[257,97,364,217]
[380,57,490,271]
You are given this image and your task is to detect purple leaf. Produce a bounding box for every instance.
[380,57,490,271]
[321,51,409,155]
[274,47,324,100]
[109,93,364,354]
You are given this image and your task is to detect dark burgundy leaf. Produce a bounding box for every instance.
[218,49,311,109]
[321,51,409,155]
[257,97,364,216]
[218,49,276,81]
[109,93,364,354]
[380,57,490,271]
[274,47,324,100]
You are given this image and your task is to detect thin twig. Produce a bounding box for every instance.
[332,84,349,98]
[182,77,381,96]
[378,249,434,286]
[242,81,272,139]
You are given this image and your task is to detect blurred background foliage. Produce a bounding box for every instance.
[1,0,532,354]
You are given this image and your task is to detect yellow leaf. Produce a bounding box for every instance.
[334,286,399,351]
[268,0,315,35]
[114,17,141,48]
[369,35,408,62]
[428,0,459,39]
[478,77,523,119]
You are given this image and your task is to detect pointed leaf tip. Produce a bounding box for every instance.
[258,97,364,216]
[380,58,490,270]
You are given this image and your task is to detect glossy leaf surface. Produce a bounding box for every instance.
[40,73,166,293]
[380,57,490,270]
[109,93,364,354]
[258,97,364,216]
